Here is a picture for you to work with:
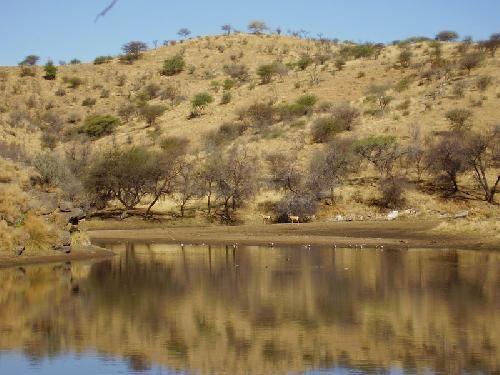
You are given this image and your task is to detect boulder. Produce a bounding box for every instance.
[61,208,85,225]
[59,201,74,212]
[53,231,72,251]
[387,210,399,221]
[28,191,58,215]
[454,210,468,219]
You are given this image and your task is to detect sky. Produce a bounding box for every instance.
[1,0,499,66]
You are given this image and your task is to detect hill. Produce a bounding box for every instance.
[0,33,499,256]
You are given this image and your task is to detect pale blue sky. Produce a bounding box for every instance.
[1,0,499,66]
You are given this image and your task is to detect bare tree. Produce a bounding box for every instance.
[265,151,302,194]
[427,134,467,193]
[406,123,430,181]
[144,142,189,216]
[174,158,198,217]
[197,154,221,215]
[177,28,191,39]
[354,136,403,177]
[122,41,148,60]
[435,31,459,42]
[463,130,500,203]
[215,145,257,222]
[221,24,232,35]
[308,139,358,203]
[248,20,267,34]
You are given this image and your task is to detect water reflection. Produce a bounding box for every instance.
[0,244,499,374]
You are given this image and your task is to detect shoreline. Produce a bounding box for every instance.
[0,245,116,269]
[1,219,498,269]
[88,220,500,251]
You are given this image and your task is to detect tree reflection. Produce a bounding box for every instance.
[0,245,498,374]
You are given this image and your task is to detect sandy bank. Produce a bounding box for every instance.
[87,220,500,251]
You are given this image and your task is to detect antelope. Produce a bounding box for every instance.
[261,214,272,224]
[288,214,300,223]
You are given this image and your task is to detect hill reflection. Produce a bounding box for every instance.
[0,244,499,374]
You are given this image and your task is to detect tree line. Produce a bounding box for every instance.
[33,122,499,224]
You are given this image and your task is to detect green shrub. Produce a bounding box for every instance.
[161,54,185,76]
[190,92,214,117]
[93,56,113,65]
[43,61,57,80]
[79,115,120,138]
[257,63,280,84]
[296,54,314,70]
[279,94,318,119]
[222,78,235,91]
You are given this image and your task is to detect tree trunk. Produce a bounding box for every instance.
[145,177,171,216]
[487,176,500,203]
[207,182,212,214]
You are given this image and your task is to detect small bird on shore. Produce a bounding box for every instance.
[267,242,274,247]
[232,243,238,249]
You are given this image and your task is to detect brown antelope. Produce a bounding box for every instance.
[261,214,271,224]
[288,214,300,223]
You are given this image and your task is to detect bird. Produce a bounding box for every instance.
[267,242,274,247]
[232,243,238,249]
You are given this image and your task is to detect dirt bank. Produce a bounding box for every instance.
[88,219,500,251]
[0,246,115,269]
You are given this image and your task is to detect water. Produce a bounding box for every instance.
[0,243,499,375]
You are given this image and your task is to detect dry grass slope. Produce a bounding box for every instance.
[0,33,499,241]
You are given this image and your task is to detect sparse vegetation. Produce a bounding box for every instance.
[445,108,473,131]
[0,27,499,237]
